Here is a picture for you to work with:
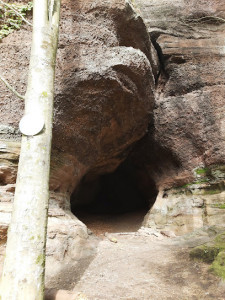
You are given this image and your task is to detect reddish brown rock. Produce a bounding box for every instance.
[134,0,225,233]
[0,0,155,187]
[1,0,225,288]
[0,0,155,289]
[53,0,155,176]
[135,0,225,187]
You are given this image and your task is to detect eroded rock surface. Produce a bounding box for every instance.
[0,0,155,289]
[0,0,225,290]
[134,0,225,234]
[0,0,155,194]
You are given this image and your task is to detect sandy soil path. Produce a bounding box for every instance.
[70,233,225,300]
[50,211,225,300]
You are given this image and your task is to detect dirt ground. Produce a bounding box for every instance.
[75,209,148,235]
[2,210,225,300]
[47,211,225,300]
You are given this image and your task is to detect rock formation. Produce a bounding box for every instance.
[0,0,155,288]
[0,0,225,289]
[134,0,225,234]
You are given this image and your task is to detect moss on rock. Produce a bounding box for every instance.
[211,203,225,209]
[189,244,220,263]
[195,167,210,176]
[214,232,225,248]
[210,251,225,279]
[190,231,225,279]
[202,189,221,195]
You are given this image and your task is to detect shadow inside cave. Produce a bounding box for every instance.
[71,159,158,235]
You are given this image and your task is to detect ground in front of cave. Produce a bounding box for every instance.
[47,211,225,300]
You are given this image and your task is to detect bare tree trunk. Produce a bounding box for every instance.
[0,0,61,299]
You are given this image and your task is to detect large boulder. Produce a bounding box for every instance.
[0,0,155,288]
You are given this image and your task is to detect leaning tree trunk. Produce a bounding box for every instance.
[0,0,61,299]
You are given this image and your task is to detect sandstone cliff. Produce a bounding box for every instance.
[0,0,225,289]
[135,0,225,234]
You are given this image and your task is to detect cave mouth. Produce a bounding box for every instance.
[71,160,158,235]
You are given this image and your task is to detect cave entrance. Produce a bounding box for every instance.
[71,160,157,235]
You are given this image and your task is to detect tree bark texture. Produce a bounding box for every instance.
[0,0,61,299]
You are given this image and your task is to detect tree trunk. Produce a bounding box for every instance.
[0,0,61,299]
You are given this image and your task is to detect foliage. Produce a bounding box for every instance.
[0,1,32,41]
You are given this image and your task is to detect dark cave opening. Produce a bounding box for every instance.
[71,160,158,235]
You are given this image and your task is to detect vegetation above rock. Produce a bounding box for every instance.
[0,1,32,41]
[173,165,225,196]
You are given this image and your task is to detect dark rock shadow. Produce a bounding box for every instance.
[45,235,100,297]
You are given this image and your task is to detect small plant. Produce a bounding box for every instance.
[195,167,210,176]
[211,203,225,209]
[0,1,33,41]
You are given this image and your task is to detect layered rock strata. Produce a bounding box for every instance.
[135,0,225,234]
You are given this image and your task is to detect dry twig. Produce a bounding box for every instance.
[0,74,25,100]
